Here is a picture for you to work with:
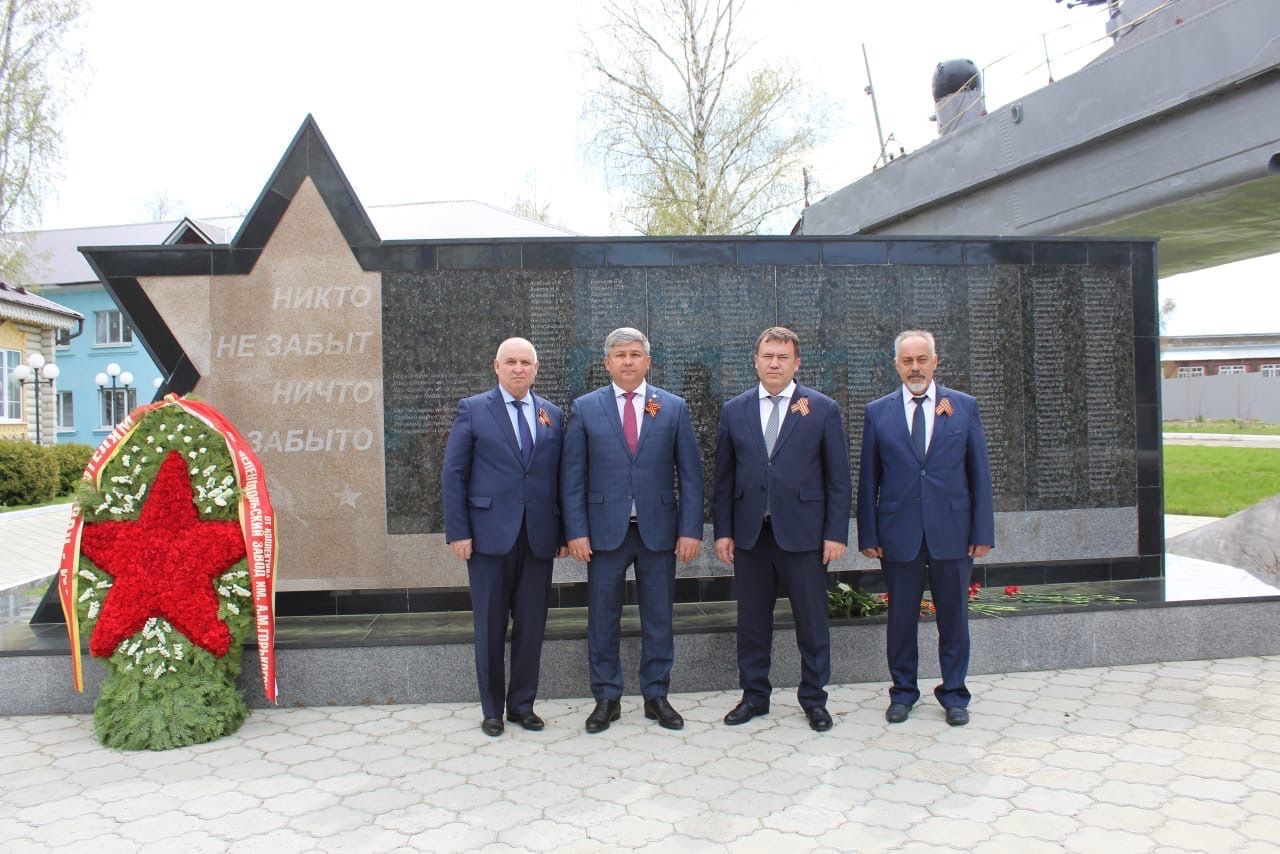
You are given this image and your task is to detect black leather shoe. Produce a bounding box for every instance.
[805,706,833,732]
[481,717,504,737]
[585,699,621,734]
[885,703,911,724]
[643,696,685,730]
[946,707,970,727]
[723,700,769,726]
[506,710,545,731]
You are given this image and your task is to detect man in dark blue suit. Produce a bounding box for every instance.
[713,327,851,732]
[443,337,566,737]
[561,327,703,733]
[857,330,995,727]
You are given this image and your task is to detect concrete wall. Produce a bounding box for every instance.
[1162,374,1280,423]
[6,598,1280,715]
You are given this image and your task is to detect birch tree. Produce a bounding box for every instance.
[0,0,85,275]
[585,0,818,235]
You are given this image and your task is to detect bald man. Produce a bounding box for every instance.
[443,338,567,736]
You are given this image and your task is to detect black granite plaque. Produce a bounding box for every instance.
[1081,268,1136,506]
[647,266,774,519]
[381,269,569,534]
[1023,267,1087,509]
[381,247,1143,538]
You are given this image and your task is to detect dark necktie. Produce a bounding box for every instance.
[911,395,927,458]
[622,391,638,456]
[512,399,533,468]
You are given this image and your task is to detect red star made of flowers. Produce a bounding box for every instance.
[79,451,247,658]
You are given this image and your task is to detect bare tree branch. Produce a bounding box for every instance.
[584,0,819,235]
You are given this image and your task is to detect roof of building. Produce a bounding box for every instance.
[7,200,577,288]
[1162,332,1280,349]
[368,199,576,241]
[0,280,83,330]
[1160,345,1280,362]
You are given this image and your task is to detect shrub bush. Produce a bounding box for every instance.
[0,440,59,506]
[47,443,94,494]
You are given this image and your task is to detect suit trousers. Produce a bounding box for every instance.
[734,521,831,710]
[587,522,676,701]
[883,543,973,709]
[467,521,553,719]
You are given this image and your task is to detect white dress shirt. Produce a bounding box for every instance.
[612,380,648,440]
[613,380,647,517]
[901,381,937,451]
[758,380,796,438]
[499,386,536,450]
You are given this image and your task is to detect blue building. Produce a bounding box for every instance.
[12,219,232,446]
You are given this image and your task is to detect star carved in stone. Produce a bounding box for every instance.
[336,485,362,508]
[79,451,247,658]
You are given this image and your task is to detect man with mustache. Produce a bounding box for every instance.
[857,330,994,727]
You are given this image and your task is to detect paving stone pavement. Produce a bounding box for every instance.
[3,655,1280,852]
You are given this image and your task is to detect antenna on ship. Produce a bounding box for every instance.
[862,43,891,170]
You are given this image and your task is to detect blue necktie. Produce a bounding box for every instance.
[911,395,927,459]
[512,400,533,468]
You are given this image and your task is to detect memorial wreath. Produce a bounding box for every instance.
[58,395,278,750]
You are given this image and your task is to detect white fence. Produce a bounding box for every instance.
[1162,374,1280,424]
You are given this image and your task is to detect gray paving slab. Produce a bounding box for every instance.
[2,655,1279,851]
[0,503,72,591]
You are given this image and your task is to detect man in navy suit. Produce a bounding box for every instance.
[857,330,995,727]
[443,337,566,736]
[713,327,851,732]
[562,327,703,733]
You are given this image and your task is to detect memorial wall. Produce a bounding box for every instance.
[85,119,1163,603]
[381,255,1149,587]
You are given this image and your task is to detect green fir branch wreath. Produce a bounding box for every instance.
[73,406,254,750]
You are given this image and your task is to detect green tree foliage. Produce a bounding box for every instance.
[585,0,818,235]
[0,0,85,276]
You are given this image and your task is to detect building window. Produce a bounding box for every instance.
[1176,366,1205,378]
[95,310,133,346]
[1217,365,1245,375]
[98,387,136,428]
[57,391,74,430]
[55,328,71,348]
[1,348,20,420]
[1262,364,1280,378]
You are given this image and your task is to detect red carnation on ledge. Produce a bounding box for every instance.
[79,451,247,658]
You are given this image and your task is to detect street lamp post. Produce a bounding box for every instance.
[12,352,60,445]
[95,362,135,428]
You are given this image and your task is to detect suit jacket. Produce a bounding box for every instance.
[442,387,564,559]
[560,384,703,552]
[713,384,851,553]
[856,384,995,562]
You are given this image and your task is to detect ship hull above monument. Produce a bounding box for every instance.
[799,0,1280,278]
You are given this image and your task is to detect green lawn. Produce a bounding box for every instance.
[1164,418,1280,436]
[1163,445,1280,516]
